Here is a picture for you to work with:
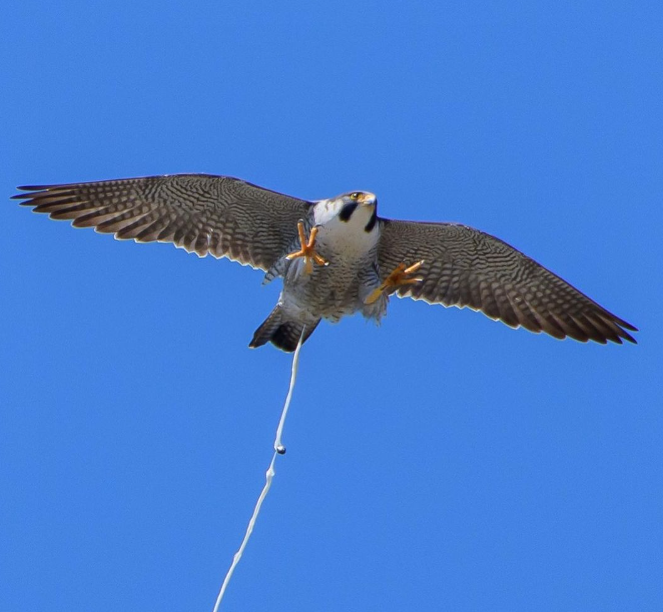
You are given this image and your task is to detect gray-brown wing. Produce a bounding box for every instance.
[377,219,637,344]
[13,174,312,271]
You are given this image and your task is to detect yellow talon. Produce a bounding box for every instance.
[286,221,328,275]
[365,260,425,304]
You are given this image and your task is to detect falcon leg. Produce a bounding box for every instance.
[286,221,328,275]
[364,260,425,304]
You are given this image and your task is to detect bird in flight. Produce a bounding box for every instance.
[13,174,637,351]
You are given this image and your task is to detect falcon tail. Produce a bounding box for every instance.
[249,305,320,352]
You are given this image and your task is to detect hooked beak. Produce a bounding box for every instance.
[357,192,377,208]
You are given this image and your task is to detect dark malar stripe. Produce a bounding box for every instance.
[339,202,358,222]
[364,207,377,232]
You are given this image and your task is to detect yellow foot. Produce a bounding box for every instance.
[365,260,425,304]
[285,221,329,275]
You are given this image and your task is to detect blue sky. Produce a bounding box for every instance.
[1,1,661,610]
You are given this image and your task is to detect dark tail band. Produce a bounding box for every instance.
[249,306,320,352]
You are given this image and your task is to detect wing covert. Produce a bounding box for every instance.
[377,219,637,344]
[13,174,312,271]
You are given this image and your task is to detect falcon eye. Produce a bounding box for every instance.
[350,192,360,200]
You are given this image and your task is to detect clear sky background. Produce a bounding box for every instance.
[1,1,661,611]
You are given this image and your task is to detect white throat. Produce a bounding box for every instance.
[312,199,379,255]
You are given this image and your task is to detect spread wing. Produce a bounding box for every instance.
[377,219,637,344]
[12,174,312,271]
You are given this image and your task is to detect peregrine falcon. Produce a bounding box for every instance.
[13,174,637,351]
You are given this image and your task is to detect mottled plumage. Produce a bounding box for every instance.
[12,173,637,350]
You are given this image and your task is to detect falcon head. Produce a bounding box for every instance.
[326,191,378,233]
[339,190,377,212]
